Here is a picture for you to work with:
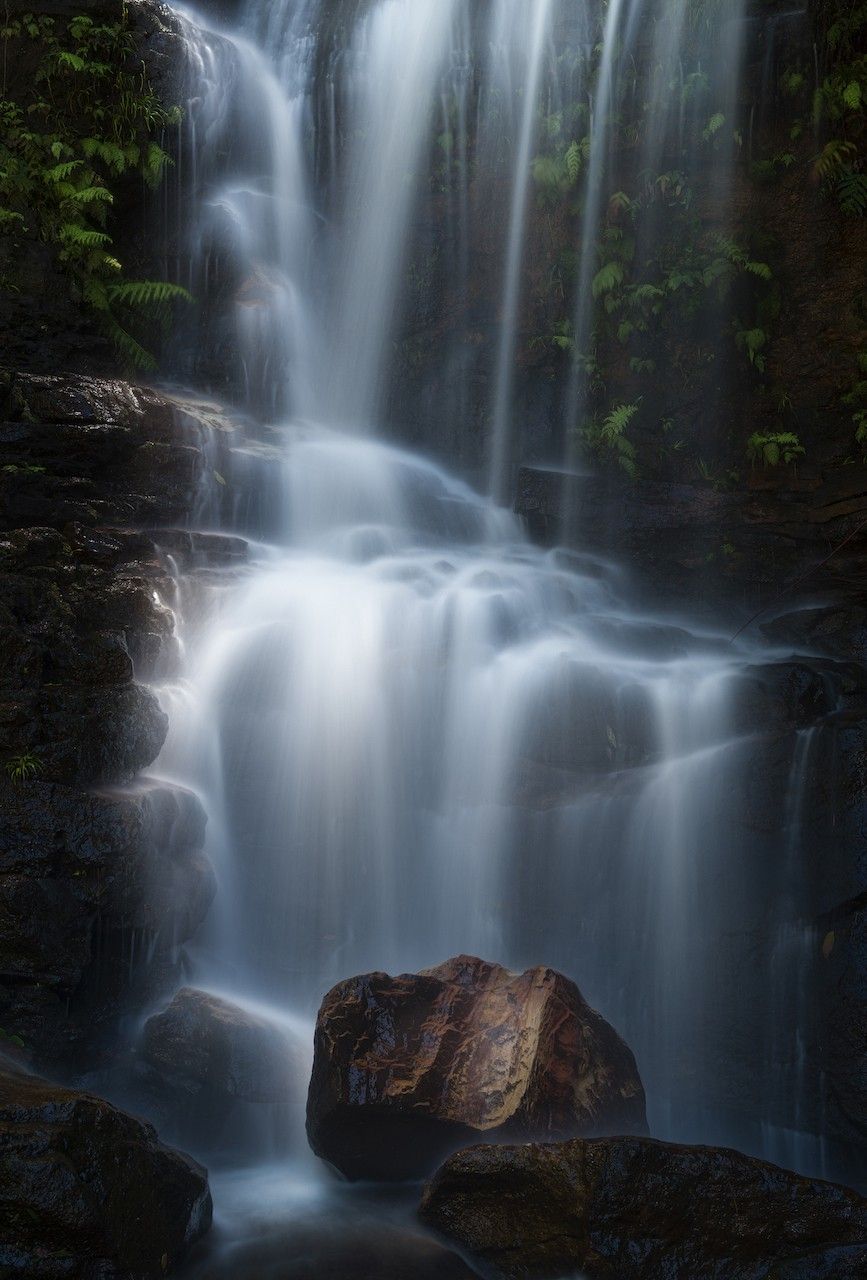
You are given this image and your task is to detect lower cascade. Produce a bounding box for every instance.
[1,0,867,1276]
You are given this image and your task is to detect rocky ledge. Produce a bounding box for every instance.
[0,370,241,1070]
[420,1136,867,1280]
[307,955,646,1181]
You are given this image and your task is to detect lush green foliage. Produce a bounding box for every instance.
[0,8,189,368]
[747,431,805,470]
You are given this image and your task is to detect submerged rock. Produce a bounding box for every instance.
[419,1136,867,1280]
[306,955,646,1181]
[0,1067,212,1279]
[142,986,301,1104]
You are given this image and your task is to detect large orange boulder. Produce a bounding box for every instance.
[306,955,647,1180]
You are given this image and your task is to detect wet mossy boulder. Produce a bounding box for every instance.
[307,955,646,1181]
[142,986,300,1105]
[0,1066,212,1279]
[420,1136,867,1280]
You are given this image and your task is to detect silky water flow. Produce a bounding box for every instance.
[133,2,834,1272]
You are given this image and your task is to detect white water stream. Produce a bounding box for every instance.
[142,1,833,1272]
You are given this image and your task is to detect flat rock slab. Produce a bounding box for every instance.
[419,1136,867,1280]
[307,955,646,1181]
[0,1067,212,1279]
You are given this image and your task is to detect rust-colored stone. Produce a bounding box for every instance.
[306,955,647,1180]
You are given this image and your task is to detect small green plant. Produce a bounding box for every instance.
[4,752,44,785]
[583,400,641,478]
[747,431,805,469]
[736,326,769,373]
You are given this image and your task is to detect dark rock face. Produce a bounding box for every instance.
[419,1137,867,1280]
[142,986,300,1102]
[821,904,867,1154]
[0,1066,212,1280]
[0,780,215,1066]
[307,956,647,1181]
[0,371,244,1068]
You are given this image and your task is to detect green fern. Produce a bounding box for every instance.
[592,261,624,299]
[0,10,185,371]
[837,171,867,216]
[747,431,805,469]
[107,280,192,307]
[813,138,857,180]
[702,112,725,141]
[565,139,582,184]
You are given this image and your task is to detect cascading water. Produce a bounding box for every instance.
[141,1,839,1271]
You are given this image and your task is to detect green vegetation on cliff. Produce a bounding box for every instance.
[0,6,187,369]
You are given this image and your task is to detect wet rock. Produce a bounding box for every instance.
[151,528,250,569]
[727,661,836,735]
[520,658,655,772]
[820,904,867,1160]
[0,780,214,1066]
[0,1066,212,1279]
[142,987,300,1104]
[419,1136,867,1280]
[0,370,237,529]
[307,955,647,1181]
[761,605,867,662]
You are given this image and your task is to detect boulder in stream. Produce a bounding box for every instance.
[0,1066,212,1279]
[419,1136,867,1280]
[139,987,304,1155]
[306,955,647,1180]
[142,986,301,1105]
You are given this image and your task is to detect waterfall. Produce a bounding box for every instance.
[487,0,553,501]
[146,1,838,1265]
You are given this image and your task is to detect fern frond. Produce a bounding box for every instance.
[102,316,157,371]
[45,159,82,182]
[813,138,857,180]
[838,171,867,217]
[67,185,113,204]
[59,222,110,245]
[565,140,581,184]
[592,261,624,299]
[106,280,192,308]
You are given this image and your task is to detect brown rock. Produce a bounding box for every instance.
[419,1136,867,1280]
[306,955,647,1181]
